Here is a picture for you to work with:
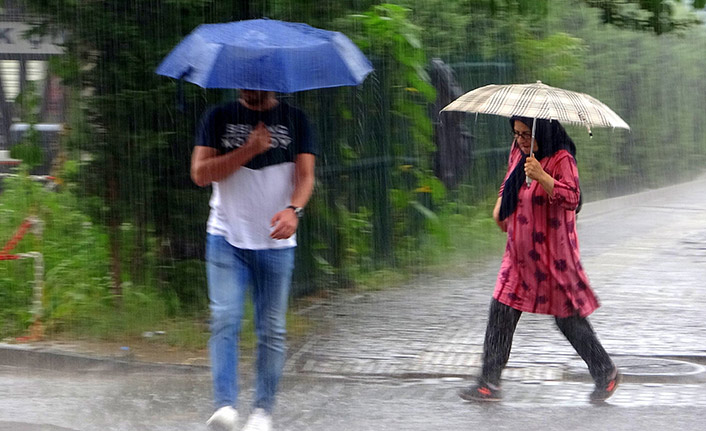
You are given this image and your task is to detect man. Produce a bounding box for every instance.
[192,89,316,431]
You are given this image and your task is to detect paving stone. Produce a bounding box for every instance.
[289,177,706,382]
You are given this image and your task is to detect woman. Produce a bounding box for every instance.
[459,116,620,402]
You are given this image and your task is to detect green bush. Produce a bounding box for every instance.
[0,259,35,337]
[0,174,183,340]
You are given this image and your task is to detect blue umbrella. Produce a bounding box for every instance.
[156,19,373,93]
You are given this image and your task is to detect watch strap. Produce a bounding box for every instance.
[287,205,304,218]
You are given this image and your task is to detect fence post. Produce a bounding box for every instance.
[17,251,44,340]
[1,216,45,341]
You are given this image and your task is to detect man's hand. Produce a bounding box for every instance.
[245,122,272,155]
[270,208,299,240]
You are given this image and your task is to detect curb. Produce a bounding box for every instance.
[0,343,209,374]
[0,422,77,431]
[4,343,706,385]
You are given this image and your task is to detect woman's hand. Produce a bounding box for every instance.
[524,156,545,181]
[525,156,555,195]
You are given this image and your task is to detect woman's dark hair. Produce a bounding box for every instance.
[498,117,582,221]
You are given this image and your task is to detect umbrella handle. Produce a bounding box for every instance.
[526,118,537,187]
[526,147,533,187]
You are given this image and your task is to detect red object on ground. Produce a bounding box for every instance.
[1,219,32,256]
[1,218,45,343]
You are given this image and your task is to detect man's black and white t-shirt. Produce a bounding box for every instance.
[196,101,316,250]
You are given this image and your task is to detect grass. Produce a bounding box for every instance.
[1,171,502,359]
[36,289,314,354]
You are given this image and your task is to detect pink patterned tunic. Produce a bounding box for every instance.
[494,145,599,318]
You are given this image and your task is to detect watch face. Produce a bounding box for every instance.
[289,206,303,218]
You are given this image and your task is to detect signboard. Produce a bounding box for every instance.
[0,22,63,55]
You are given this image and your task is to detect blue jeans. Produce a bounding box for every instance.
[206,234,295,413]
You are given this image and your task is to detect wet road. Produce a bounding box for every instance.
[2,175,706,430]
[2,367,706,431]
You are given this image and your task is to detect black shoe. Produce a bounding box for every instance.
[590,368,622,402]
[458,383,502,402]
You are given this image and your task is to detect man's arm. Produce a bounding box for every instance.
[190,122,271,187]
[269,153,316,239]
[290,153,316,208]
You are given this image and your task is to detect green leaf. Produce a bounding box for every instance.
[409,200,439,222]
[10,142,44,168]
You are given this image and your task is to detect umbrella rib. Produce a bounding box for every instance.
[469,85,501,114]
[580,92,614,127]
[486,85,513,115]
[549,89,573,123]
[564,90,597,126]
[586,94,618,127]
[518,85,543,118]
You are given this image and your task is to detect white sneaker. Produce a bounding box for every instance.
[206,406,239,431]
[242,408,273,431]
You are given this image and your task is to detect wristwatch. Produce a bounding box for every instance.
[287,205,304,218]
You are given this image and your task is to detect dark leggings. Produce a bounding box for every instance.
[480,298,615,386]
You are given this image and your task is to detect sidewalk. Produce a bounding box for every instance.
[285,175,706,382]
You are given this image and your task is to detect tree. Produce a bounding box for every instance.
[18,0,381,298]
[20,1,260,298]
[583,0,705,34]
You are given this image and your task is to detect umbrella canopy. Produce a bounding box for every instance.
[441,81,630,131]
[156,19,373,93]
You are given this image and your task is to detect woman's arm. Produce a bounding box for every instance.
[492,196,507,232]
[528,151,580,210]
[549,153,581,210]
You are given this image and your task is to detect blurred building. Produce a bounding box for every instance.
[0,0,65,175]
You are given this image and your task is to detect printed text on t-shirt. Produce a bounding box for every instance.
[221,124,292,150]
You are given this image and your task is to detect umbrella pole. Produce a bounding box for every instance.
[526,117,537,187]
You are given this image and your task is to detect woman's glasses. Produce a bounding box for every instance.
[512,130,532,140]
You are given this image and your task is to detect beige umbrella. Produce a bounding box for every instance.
[442,80,630,133]
[441,80,630,184]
